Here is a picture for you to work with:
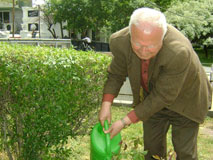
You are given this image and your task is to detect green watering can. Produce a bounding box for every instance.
[90,120,121,160]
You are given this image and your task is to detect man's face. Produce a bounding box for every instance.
[130,24,163,60]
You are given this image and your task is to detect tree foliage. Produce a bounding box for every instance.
[40,4,58,38]
[107,0,183,32]
[42,0,149,36]
[165,0,213,46]
[108,0,146,32]
[42,0,89,37]
[41,0,213,47]
[150,0,186,11]
[86,0,113,30]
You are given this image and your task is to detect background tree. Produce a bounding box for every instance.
[85,0,113,40]
[107,0,186,32]
[42,0,90,38]
[87,0,113,30]
[61,0,91,37]
[41,0,67,38]
[42,0,212,47]
[149,0,186,12]
[108,0,147,32]
[41,3,57,38]
[165,0,213,51]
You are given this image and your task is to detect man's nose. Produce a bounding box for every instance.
[141,46,148,53]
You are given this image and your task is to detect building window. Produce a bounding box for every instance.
[3,12,10,23]
[0,12,10,23]
[0,12,2,23]
[28,10,39,17]
[0,11,10,29]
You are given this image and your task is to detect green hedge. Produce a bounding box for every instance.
[0,43,111,159]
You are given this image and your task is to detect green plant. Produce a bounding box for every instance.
[58,106,213,159]
[0,43,111,159]
[113,137,147,160]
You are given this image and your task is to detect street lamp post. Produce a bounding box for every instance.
[12,0,15,38]
[38,5,41,38]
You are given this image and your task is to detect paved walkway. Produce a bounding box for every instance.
[114,66,213,115]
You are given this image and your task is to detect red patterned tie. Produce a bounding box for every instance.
[141,60,150,92]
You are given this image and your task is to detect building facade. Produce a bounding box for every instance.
[0,0,108,42]
[0,0,28,34]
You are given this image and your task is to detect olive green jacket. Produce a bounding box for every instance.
[103,25,212,123]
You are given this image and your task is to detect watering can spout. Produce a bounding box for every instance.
[90,120,121,160]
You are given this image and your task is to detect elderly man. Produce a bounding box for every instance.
[99,7,212,160]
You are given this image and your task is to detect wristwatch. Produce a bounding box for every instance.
[121,118,130,129]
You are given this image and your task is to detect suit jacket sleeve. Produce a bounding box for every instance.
[103,37,128,97]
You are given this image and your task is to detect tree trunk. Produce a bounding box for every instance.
[60,22,64,39]
[204,45,208,58]
[48,24,57,38]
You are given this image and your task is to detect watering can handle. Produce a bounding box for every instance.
[104,120,111,155]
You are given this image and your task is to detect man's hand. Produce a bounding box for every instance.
[104,120,124,139]
[99,101,112,127]
[104,116,132,139]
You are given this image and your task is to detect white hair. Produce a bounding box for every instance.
[129,8,167,39]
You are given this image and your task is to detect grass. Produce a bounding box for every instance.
[69,106,213,160]
[0,107,212,160]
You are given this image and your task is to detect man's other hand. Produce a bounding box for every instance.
[99,101,112,127]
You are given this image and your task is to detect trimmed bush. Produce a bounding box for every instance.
[0,43,111,159]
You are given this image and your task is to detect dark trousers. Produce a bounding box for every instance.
[143,108,199,160]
